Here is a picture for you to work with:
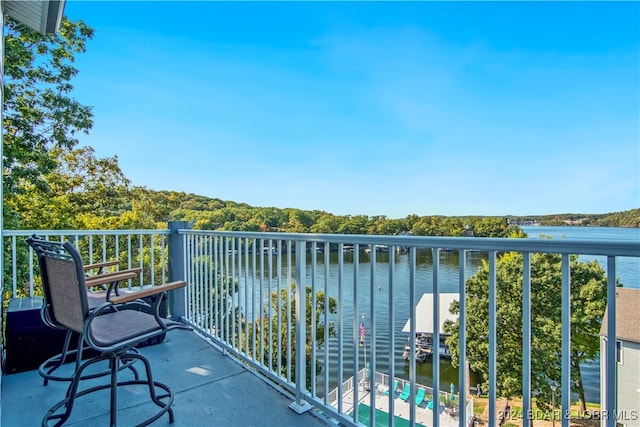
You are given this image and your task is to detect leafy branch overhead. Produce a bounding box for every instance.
[3,17,94,204]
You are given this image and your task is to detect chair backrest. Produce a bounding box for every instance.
[27,236,90,334]
[27,235,66,329]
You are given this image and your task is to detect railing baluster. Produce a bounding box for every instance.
[311,242,318,398]
[522,252,532,427]
[11,236,17,297]
[138,234,143,287]
[259,238,265,365]
[352,244,360,424]
[186,235,193,324]
[433,247,440,427]
[488,250,497,427]
[409,246,417,426]
[337,244,345,415]
[290,240,311,413]
[251,239,257,362]
[561,253,571,427]
[231,238,237,349]
[605,256,617,427]
[388,247,396,427]
[243,237,249,357]
[458,249,467,427]
[286,240,293,382]
[323,242,330,406]
[369,246,377,422]
[150,234,155,286]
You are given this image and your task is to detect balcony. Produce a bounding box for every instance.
[1,328,331,426]
[2,224,639,427]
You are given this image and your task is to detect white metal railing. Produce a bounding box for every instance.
[178,229,639,427]
[2,229,170,298]
[3,227,639,427]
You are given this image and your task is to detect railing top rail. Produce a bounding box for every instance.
[3,229,170,237]
[178,229,640,257]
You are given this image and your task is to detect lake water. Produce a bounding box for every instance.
[313,226,638,403]
[521,225,639,289]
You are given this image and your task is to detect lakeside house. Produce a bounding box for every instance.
[599,287,640,426]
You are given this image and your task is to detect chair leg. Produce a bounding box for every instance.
[43,352,175,427]
[136,353,174,424]
[40,330,75,386]
[110,356,119,427]
[42,354,100,426]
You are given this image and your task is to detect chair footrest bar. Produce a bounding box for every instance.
[42,379,174,427]
[39,348,140,384]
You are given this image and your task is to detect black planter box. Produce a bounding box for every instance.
[3,297,68,374]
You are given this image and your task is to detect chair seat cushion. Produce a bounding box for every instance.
[89,310,165,348]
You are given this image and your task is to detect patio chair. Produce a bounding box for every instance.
[399,383,411,401]
[415,388,426,405]
[385,379,399,396]
[34,238,189,426]
[27,235,143,385]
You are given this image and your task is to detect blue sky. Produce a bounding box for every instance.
[64,1,639,218]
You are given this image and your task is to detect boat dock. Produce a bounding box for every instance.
[402,293,459,362]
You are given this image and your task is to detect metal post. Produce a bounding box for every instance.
[605,256,617,427]
[168,220,190,320]
[488,251,497,427]
[561,255,571,427]
[458,249,467,427]
[522,252,532,427]
[289,240,312,414]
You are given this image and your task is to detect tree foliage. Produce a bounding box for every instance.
[247,285,337,383]
[510,209,640,228]
[7,146,130,229]
[444,252,608,411]
[3,17,94,228]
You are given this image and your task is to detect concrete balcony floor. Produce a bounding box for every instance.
[1,329,333,427]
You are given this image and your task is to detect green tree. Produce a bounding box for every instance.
[3,17,94,228]
[338,215,370,235]
[8,146,131,229]
[310,213,344,234]
[248,285,337,384]
[444,252,607,411]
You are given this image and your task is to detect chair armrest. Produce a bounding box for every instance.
[85,270,140,288]
[109,281,186,305]
[84,260,119,272]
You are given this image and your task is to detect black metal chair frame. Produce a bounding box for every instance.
[27,235,143,385]
[32,238,189,427]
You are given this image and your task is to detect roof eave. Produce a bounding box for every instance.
[3,0,66,35]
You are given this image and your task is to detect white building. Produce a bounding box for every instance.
[599,287,640,427]
[402,293,459,360]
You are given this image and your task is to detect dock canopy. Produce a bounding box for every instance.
[402,293,459,334]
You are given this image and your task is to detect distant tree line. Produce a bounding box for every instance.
[507,209,640,228]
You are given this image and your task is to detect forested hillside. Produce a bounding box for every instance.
[518,210,640,227]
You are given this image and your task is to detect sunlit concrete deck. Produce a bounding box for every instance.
[340,384,461,427]
[1,329,333,427]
